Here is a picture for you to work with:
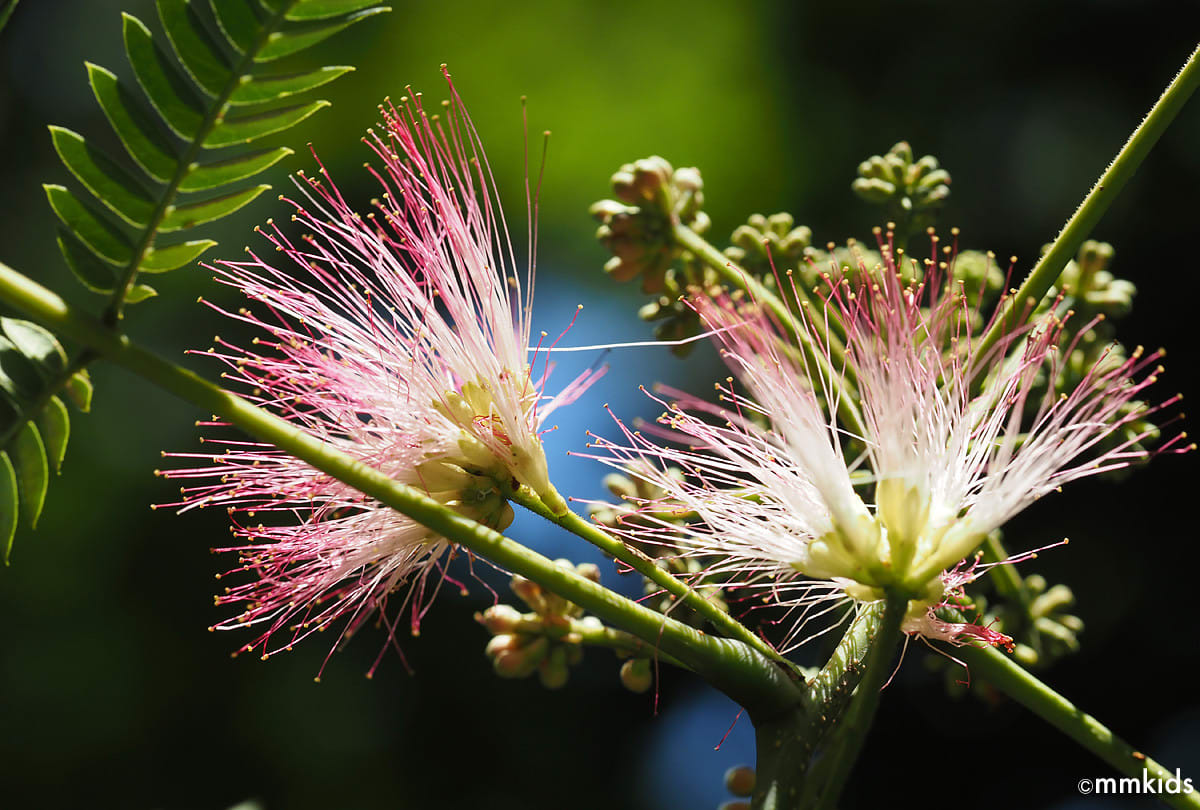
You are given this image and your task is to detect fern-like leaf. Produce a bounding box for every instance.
[2,0,390,561]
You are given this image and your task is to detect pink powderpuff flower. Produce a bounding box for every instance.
[587,233,1188,650]
[161,70,600,672]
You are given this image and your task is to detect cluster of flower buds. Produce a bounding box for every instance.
[636,254,722,357]
[1031,241,1157,473]
[941,571,1083,675]
[852,141,951,235]
[718,765,755,810]
[477,562,601,689]
[590,156,710,294]
[724,212,813,278]
[1052,240,1135,319]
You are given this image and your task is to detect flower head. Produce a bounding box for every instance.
[589,232,1187,649]
[163,70,598,669]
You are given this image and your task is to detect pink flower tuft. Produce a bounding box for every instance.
[162,70,598,672]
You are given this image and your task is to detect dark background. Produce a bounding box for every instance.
[1,1,1198,808]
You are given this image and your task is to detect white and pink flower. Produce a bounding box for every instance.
[589,234,1187,649]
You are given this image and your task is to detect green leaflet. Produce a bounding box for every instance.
[36,396,70,474]
[210,0,261,53]
[180,147,292,191]
[1,451,16,564]
[206,100,329,146]
[160,185,270,230]
[286,0,382,20]
[157,0,232,97]
[11,422,47,529]
[124,13,206,138]
[141,239,219,271]
[227,66,351,106]
[87,63,179,183]
[256,7,388,62]
[49,126,158,227]
[57,228,117,293]
[44,184,134,266]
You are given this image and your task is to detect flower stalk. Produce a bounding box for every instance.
[948,616,1200,810]
[501,479,794,672]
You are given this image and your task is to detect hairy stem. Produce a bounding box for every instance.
[503,481,794,672]
[952,635,1200,810]
[799,594,907,810]
[0,260,803,716]
[974,43,1200,369]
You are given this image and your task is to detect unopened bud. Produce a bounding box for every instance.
[724,765,756,798]
[476,604,524,634]
[620,658,653,693]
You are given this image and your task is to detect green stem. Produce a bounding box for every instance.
[672,222,867,439]
[750,601,889,810]
[567,617,688,669]
[0,260,803,716]
[800,594,907,810]
[503,481,794,672]
[973,43,1200,370]
[954,639,1200,810]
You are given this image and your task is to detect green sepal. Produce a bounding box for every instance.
[179,146,292,191]
[64,370,94,413]
[56,228,117,294]
[210,0,261,52]
[160,184,269,231]
[87,63,179,182]
[141,239,218,272]
[36,396,70,475]
[157,0,233,97]
[1,450,17,564]
[1,318,67,378]
[123,13,206,139]
[285,0,383,20]
[11,422,47,528]
[48,126,158,227]
[206,100,329,146]
[227,66,352,106]
[255,8,388,62]
[44,184,133,266]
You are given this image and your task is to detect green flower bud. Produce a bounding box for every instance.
[620,658,654,693]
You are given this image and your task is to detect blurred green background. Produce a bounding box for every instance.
[2,2,1199,808]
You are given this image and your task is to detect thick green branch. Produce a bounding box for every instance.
[0,260,803,716]
[953,636,1200,810]
[974,43,1200,367]
[800,594,907,810]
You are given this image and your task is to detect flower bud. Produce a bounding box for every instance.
[476,604,524,634]
[620,658,653,693]
[724,765,756,798]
